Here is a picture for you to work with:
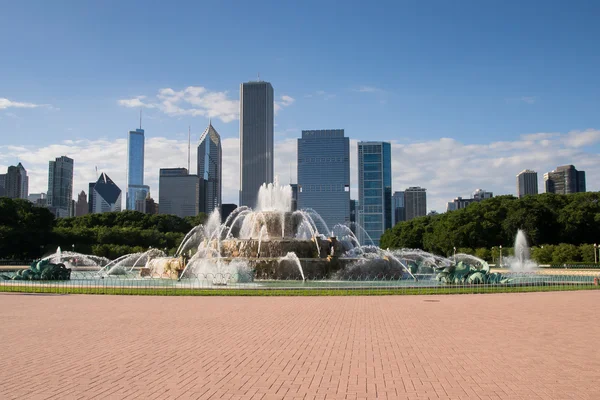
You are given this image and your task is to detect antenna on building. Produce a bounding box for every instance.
[289,162,292,184]
[95,166,98,179]
[258,72,260,81]
[140,109,142,129]
[187,126,191,173]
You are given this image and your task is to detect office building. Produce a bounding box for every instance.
[88,182,96,214]
[544,165,586,194]
[28,193,46,206]
[75,191,88,216]
[47,156,74,218]
[357,142,392,246]
[126,126,149,211]
[197,121,222,214]
[220,203,238,221]
[446,189,493,212]
[405,187,427,221]
[392,191,406,225]
[516,169,538,198]
[239,80,274,208]
[145,194,159,215]
[472,189,493,200]
[349,200,358,234]
[298,129,350,230]
[290,184,298,212]
[158,168,199,218]
[1,163,28,199]
[91,173,122,213]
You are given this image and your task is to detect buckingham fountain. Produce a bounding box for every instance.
[3,179,565,288]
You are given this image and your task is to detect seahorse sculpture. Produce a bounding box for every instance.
[0,259,71,281]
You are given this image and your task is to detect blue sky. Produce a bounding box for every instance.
[1,1,599,211]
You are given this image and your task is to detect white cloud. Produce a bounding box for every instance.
[353,86,384,93]
[119,86,294,123]
[117,96,155,109]
[0,97,49,110]
[305,90,336,100]
[274,95,295,114]
[520,96,537,104]
[2,128,599,214]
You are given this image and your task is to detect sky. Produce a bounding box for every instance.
[1,0,599,212]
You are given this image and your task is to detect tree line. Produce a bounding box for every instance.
[0,198,206,260]
[380,192,600,263]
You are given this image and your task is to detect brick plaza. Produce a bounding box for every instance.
[1,291,599,399]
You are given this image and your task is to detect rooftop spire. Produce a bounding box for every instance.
[139,109,142,129]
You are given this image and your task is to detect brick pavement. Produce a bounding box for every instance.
[1,291,599,400]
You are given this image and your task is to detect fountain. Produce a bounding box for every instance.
[504,230,538,272]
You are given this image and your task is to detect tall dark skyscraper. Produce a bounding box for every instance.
[1,163,28,199]
[197,121,222,214]
[239,80,274,208]
[47,156,74,218]
[392,191,405,225]
[404,187,427,221]
[297,130,350,231]
[126,124,149,211]
[544,165,586,194]
[357,141,392,246]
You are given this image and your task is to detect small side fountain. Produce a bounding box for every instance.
[505,230,538,272]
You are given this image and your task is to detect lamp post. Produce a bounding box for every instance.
[595,244,598,264]
[499,245,503,267]
[453,246,457,260]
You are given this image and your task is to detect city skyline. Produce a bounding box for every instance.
[1,2,599,212]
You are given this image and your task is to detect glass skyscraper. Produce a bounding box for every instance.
[239,81,274,209]
[127,128,149,211]
[357,142,392,246]
[47,156,74,218]
[297,130,350,232]
[197,121,222,214]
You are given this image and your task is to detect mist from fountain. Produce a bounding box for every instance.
[505,229,538,272]
[43,247,110,269]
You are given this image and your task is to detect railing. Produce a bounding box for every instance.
[1,269,599,296]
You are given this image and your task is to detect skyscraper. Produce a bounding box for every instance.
[297,130,350,231]
[516,170,538,198]
[75,191,88,216]
[357,142,392,246]
[544,165,586,194]
[126,126,149,211]
[404,187,427,221]
[0,163,28,199]
[197,121,222,214]
[158,168,199,218]
[47,156,74,218]
[239,80,274,208]
[472,189,493,200]
[392,191,405,225]
[91,173,122,213]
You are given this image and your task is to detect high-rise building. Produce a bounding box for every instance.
[158,168,199,218]
[145,193,159,215]
[357,142,392,246]
[47,156,74,218]
[516,170,538,198]
[28,193,46,205]
[1,163,28,199]
[17,163,28,199]
[126,126,149,211]
[544,165,586,194]
[349,200,357,234]
[472,189,493,201]
[405,187,427,221]
[392,191,406,225]
[239,80,274,208]
[197,121,222,214]
[290,184,298,211]
[446,196,476,212]
[75,191,88,216]
[91,173,122,213]
[220,203,238,221]
[88,182,96,214]
[297,130,350,231]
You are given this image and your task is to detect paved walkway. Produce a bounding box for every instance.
[1,292,599,400]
